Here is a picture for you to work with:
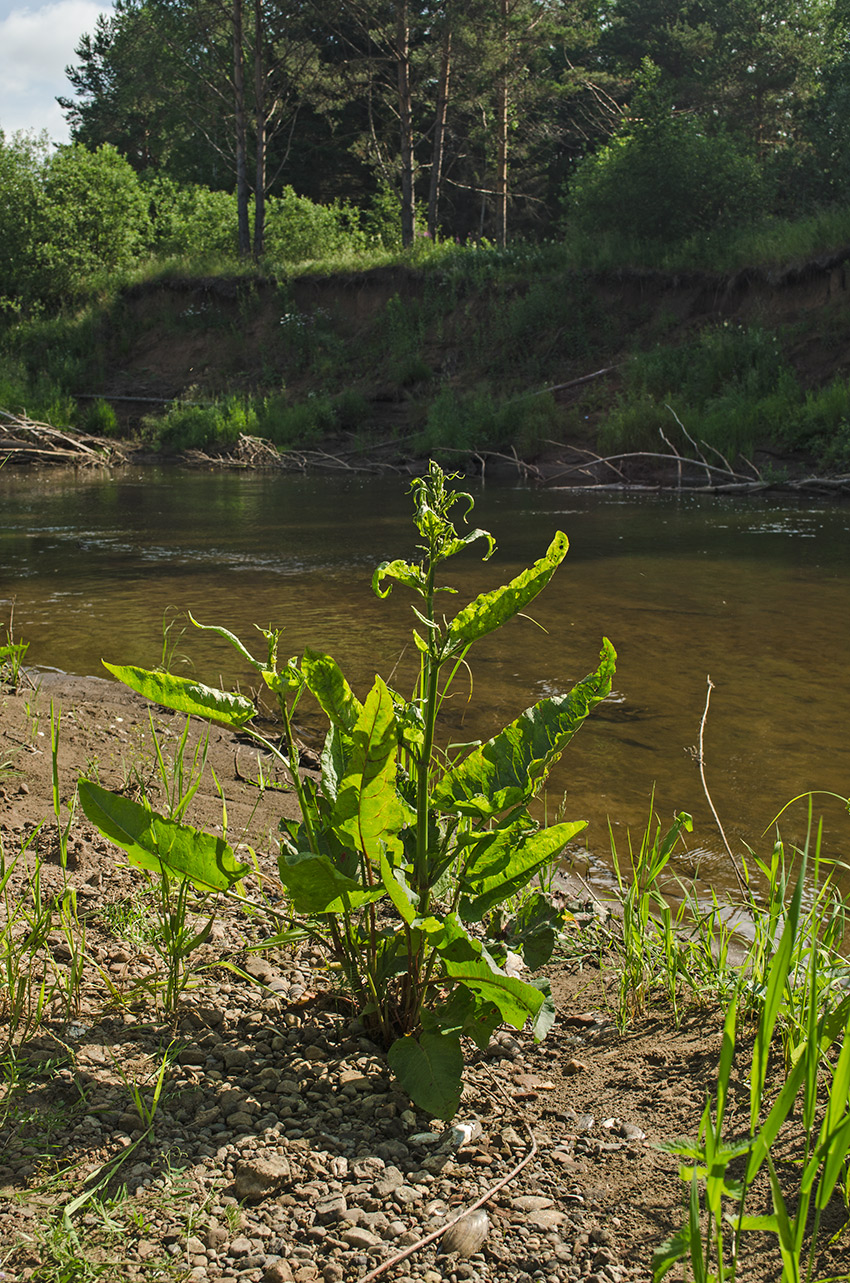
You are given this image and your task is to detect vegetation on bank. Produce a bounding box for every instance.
[3,467,850,1279]
[6,0,850,470]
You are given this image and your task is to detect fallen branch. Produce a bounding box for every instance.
[0,410,129,466]
[358,1105,537,1283]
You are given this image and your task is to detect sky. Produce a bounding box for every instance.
[0,0,112,143]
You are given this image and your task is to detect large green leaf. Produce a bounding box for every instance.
[445,530,569,648]
[303,648,363,733]
[432,639,616,817]
[442,955,545,1028]
[332,676,414,862]
[379,851,420,925]
[530,977,556,1040]
[460,820,587,921]
[102,662,255,729]
[388,1031,463,1119]
[79,780,249,891]
[277,849,383,915]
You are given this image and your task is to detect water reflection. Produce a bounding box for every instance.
[2,466,849,900]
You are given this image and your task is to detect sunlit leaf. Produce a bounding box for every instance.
[277,849,384,915]
[446,530,569,648]
[433,639,616,816]
[102,662,255,728]
[332,676,414,862]
[388,1031,463,1119]
[79,780,249,891]
[303,648,363,732]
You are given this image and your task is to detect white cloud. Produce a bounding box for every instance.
[0,0,112,142]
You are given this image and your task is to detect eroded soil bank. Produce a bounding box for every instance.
[60,252,850,473]
[2,672,848,1282]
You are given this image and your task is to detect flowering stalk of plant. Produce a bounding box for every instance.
[79,463,615,1116]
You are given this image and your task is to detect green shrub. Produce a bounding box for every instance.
[151,396,257,454]
[263,188,366,264]
[83,398,119,437]
[256,392,336,446]
[599,323,801,459]
[568,64,765,247]
[146,178,239,261]
[420,387,560,457]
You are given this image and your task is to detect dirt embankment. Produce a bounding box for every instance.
[80,252,850,452]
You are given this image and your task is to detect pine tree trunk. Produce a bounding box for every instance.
[233,0,251,258]
[428,20,452,239]
[253,0,266,258]
[495,0,508,249]
[397,0,415,247]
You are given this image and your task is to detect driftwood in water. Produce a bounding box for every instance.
[541,439,850,496]
[0,411,129,466]
[182,432,410,474]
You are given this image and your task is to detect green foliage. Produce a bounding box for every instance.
[263,188,366,264]
[83,398,118,436]
[421,387,562,458]
[149,396,257,454]
[146,178,238,261]
[569,65,766,247]
[256,393,337,447]
[655,820,850,1282]
[0,134,149,303]
[80,464,615,1116]
[600,323,799,460]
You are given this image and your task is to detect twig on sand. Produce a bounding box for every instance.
[358,1077,537,1283]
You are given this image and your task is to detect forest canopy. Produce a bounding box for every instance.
[0,0,849,306]
[50,0,850,253]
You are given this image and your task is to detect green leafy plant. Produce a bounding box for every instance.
[655,819,850,1282]
[0,831,57,1068]
[1,608,29,689]
[610,805,694,1028]
[79,463,615,1116]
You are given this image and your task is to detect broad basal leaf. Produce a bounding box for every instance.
[442,955,545,1029]
[460,820,587,921]
[277,850,384,915]
[445,530,569,648]
[102,662,255,729]
[388,1031,463,1120]
[79,780,249,891]
[432,639,616,817]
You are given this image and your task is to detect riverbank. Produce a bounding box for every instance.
[1,670,848,1282]
[5,249,850,481]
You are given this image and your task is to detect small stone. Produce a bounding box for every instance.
[322,1265,344,1283]
[527,1209,567,1230]
[234,1156,291,1201]
[564,1058,589,1075]
[511,1195,554,1213]
[263,1263,295,1283]
[314,1193,347,1225]
[439,1209,489,1258]
[618,1121,646,1142]
[228,1235,252,1258]
[342,1227,381,1249]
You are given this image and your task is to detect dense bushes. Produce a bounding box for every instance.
[0,134,382,307]
[568,67,766,247]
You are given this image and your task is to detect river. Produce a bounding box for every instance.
[2,465,849,904]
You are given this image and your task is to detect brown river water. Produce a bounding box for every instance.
[2,466,849,905]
